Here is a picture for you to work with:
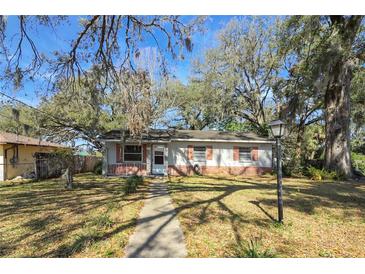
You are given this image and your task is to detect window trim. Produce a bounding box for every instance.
[238,147,252,163]
[123,144,143,163]
[193,146,207,163]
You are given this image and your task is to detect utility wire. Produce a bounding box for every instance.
[0,91,88,149]
[0,96,74,146]
[0,91,75,129]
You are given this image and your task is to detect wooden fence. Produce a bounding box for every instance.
[34,153,102,180]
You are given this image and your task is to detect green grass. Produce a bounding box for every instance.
[167,175,365,258]
[232,237,276,258]
[89,213,115,229]
[0,173,147,257]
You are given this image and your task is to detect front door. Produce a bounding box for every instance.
[152,145,165,175]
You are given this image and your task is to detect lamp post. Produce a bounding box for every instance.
[269,120,286,223]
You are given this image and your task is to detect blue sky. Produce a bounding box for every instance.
[0,15,234,106]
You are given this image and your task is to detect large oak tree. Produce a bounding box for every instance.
[283,16,364,177]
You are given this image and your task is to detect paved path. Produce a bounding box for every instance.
[124,179,187,258]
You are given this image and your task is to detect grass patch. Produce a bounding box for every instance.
[0,173,147,257]
[233,237,276,258]
[318,249,335,258]
[89,213,115,229]
[70,228,101,254]
[167,175,365,257]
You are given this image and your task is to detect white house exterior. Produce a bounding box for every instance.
[101,129,274,176]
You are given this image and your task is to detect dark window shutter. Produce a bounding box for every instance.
[188,145,193,160]
[206,146,213,160]
[233,146,239,161]
[116,144,122,163]
[142,144,147,163]
[251,147,259,161]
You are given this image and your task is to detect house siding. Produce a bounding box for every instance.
[168,141,272,176]
[167,141,272,168]
[105,140,272,177]
[105,142,148,176]
[0,144,60,181]
[0,145,4,181]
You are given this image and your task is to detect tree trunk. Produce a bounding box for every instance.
[324,59,353,177]
[294,124,305,171]
[323,15,363,178]
[65,167,74,189]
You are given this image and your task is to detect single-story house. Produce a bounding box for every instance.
[100,129,274,176]
[0,131,67,181]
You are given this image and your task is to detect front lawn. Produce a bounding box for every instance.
[0,173,146,257]
[167,175,365,257]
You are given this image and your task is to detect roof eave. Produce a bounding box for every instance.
[101,138,274,144]
[99,139,171,143]
[0,141,68,148]
[171,138,275,144]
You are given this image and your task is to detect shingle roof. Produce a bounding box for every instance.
[171,130,270,141]
[0,132,67,148]
[100,129,273,143]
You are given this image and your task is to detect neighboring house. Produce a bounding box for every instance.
[100,129,274,176]
[0,132,66,181]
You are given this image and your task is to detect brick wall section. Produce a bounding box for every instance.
[168,165,271,176]
[108,163,147,176]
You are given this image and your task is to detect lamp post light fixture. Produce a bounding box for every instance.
[269,120,286,223]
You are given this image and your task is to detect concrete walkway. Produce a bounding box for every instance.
[124,179,187,258]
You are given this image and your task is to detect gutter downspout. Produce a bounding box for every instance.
[4,144,18,180]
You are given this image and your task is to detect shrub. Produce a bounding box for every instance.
[93,161,103,175]
[352,152,365,176]
[124,175,143,194]
[306,166,340,181]
[306,166,323,180]
[233,237,276,258]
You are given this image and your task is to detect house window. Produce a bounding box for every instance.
[239,147,252,162]
[194,146,206,162]
[154,150,164,165]
[124,145,142,162]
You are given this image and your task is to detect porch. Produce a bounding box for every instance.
[104,142,169,176]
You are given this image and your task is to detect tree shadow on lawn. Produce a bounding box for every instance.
[51,177,364,257]
[170,176,365,214]
[38,180,270,257]
[166,176,365,252]
[0,178,150,218]
[248,200,276,222]
[2,175,364,257]
[0,176,149,257]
